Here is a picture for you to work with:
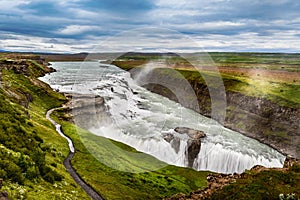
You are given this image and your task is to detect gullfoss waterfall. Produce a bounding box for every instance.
[40,61,285,174]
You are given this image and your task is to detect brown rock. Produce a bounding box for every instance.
[174,127,206,139]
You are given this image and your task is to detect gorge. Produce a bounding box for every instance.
[40,61,285,174]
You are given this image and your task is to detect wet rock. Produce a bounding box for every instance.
[163,133,175,143]
[174,127,206,139]
[171,137,181,154]
[186,139,201,168]
[250,165,266,172]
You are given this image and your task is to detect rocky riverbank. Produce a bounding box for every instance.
[165,156,300,200]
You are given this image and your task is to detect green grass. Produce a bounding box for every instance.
[112,52,300,72]
[219,72,300,107]
[0,58,90,199]
[209,52,300,66]
[51,108,210,200]
[143,67,300,108]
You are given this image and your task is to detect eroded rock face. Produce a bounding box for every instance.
[67,93,112,129]
[163,128,207,167]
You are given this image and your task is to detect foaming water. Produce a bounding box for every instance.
[40,61,285,173]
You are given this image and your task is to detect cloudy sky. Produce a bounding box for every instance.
[0,0,300,53]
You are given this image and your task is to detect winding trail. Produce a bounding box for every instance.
[46,107,104,200]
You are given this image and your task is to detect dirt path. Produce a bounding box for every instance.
[46,107,104,200]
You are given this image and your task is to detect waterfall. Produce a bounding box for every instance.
[40,61,285,174]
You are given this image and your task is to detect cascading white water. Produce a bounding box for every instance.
[40,61,285,174]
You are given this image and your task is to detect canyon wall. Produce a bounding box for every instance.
[128,68,300,158]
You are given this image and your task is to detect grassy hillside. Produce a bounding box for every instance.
[209,165,300,200]
[166,161,300,200]
[0,56,90,199]
[51,108,210,200]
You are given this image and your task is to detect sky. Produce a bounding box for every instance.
[0,0,300,53]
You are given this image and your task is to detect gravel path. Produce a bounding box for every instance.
[46,107,104,200]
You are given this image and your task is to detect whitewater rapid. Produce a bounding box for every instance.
[40,61,285,174]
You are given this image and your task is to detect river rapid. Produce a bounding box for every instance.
[40,61,285,174]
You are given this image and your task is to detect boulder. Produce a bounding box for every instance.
[174,127,206,139]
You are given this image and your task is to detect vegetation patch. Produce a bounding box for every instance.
[210,167,300,200]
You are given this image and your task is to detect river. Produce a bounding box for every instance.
[40,61,285,174]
